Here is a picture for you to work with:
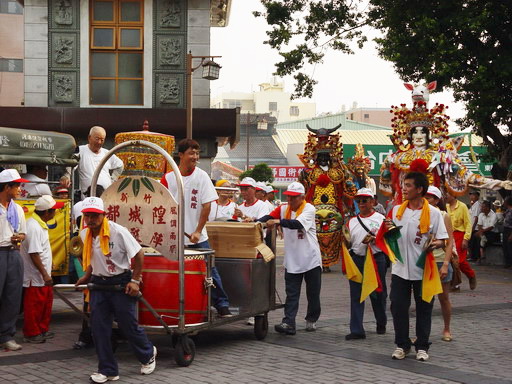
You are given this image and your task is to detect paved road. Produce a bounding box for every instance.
[1,241,511,384]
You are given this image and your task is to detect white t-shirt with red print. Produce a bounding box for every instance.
[160,167,218,245]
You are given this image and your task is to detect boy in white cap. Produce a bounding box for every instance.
[345,188,388,340]
[234,177,271,221]
[75,197,156,383]
[0,169,28,351]
[257,181,322,334]
[21,195,64,343]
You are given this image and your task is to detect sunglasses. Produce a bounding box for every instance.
[355,198,370,204]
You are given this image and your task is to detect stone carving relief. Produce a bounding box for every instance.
[55,36,74,64]
[55,0,72,25]
[54,73,73,103]
[161,0,181,28]
[159,38,181,66]
[159,76,180,104]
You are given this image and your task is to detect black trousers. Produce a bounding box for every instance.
[390,274,434,351]
[283,266,322,328]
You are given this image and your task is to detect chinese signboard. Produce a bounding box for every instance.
[101,177,180,260]
[269,166,304,183]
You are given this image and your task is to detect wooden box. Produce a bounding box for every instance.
[206,222,274,260]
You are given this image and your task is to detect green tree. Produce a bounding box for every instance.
[256,0,512,175]
[239,163,275,183]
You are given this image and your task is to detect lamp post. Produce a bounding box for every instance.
[186,52,222,140]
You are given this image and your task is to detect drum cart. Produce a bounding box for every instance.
[59,140,282,367]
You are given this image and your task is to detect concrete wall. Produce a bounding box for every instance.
[188,0,211,108]
[0,11,24,106]
[346,108,392,128]
[24,0,48,107]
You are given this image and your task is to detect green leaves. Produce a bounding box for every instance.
[116,177,155,197]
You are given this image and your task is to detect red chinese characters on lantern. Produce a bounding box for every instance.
[152,205,166,224]
[144,193,152,204]
[130,227,142,243]
[150,232,163,247]
[106,205,120,222]
[121,193,128,203]
[128,205,144,224]
[169,244,176,254]
[169,231,176,241]
[170,219,177,228]
[170,207,177,215]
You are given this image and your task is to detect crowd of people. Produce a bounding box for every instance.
[1,125,511,382]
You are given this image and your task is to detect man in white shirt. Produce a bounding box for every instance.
[475,200,499,262]
[468,190,482,261]
[19,165,52,198]
[21,195,64,344]
[160,139,231,317]
[345,188,387,340]
[0,169,28,352]
[62,126,124,197]
[75,197,156,383]
[234,177,271,221]
[257,182,322,335]
[388,172,448,362]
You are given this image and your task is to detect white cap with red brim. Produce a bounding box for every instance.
[81,197,105,214]
[283,182,305,196]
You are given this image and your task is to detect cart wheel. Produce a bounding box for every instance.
[174,336,195,367]
[254,313,268,340]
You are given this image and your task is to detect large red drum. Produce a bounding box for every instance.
[138,256,208,326]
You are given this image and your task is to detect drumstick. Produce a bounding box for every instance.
[184,232,191,240]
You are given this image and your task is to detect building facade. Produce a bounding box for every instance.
[211,77,316,123]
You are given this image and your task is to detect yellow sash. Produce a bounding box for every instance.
[82,217,110,271]
[396,198,430,234]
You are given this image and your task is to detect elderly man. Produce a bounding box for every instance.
[0,169,28,351]
[234,177,271,221]
[63,126,123,197]
[21,195,64,344]
[208,180,237,221]
[75,197,156,383]
[257,182,322,335]
[446,192,476,290]
[388,172,448,362]
[345,188,387,340]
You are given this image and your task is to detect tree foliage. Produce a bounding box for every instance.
[239,163,275,183]
[256,0,512,172]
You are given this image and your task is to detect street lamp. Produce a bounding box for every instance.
[186,52,222,140]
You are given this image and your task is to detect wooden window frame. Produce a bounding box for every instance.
[89,0,144,106]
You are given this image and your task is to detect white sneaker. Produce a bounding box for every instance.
[416,349,429,361]
[89,373,119,383]
[305,321,317,332]
[391,347,410,360]
[141,346,157,375]
[1,340,22,351]
[246,317,255,326]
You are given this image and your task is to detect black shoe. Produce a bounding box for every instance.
[377,325,386,335]
[322,267,331,273]
[345,333,366,340]
[275,323,296,335]
[218,307,233,318]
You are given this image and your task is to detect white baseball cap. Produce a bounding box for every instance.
[355,188,374,198]
[255,181,267,191]
[237,177,257,188]
[265,185,277,194]
[283,181,305,196]
[0,169,29,183]
[426,186,442,200]
[35,195,64,210]
[81,197,105,214]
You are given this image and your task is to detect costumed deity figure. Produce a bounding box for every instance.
[347,144,375,213]
[380,100,512,204]
[298,125,357,271]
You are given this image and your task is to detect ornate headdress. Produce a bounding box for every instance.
[390,101,450,151]
[347,143,371,174]
[298,125,343,168]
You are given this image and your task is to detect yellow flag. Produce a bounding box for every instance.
[422,252,443,302]
[360,247,379,303]
[341,242,362,283]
